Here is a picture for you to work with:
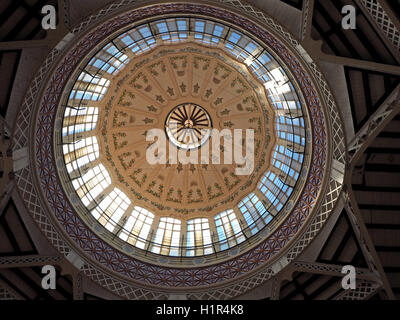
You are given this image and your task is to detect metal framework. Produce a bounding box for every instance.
[348,84,400,166]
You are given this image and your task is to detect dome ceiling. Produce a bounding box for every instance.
[15,1,346,296]
[7,0,399,301]
[58,16,309,259]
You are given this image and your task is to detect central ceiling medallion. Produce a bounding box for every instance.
[165,103,212,150]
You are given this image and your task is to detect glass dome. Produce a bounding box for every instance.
[57,16,309,259]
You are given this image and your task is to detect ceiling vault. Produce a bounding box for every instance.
[0,0,399,300]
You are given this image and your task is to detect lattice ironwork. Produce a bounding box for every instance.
[343,190,395,299]
[14,167,71,256]
[293,261,373,279]
[80,263,167,300]
[286,178,343,262]
[0,255,62,268]
[300,0,312,40]
[348,85,400,165]
[334,279,381,300]
[356,0,400,53]
[0,285,17,300]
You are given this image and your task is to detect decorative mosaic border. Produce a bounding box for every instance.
[13,0,346,298]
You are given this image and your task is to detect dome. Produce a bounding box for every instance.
[56,17,310,262]
[16,0,347,298]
